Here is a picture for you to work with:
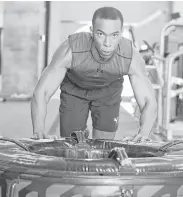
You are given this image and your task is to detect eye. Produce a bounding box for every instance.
[97,32,104,36]
[113,34,119,38]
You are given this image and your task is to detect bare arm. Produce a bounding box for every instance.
[31,39,72,137]
[129,47,157,137]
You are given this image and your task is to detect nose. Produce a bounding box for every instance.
[103,36,111,47]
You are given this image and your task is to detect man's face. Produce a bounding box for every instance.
[91,17,122,59]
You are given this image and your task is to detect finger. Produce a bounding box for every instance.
[133,135,151,143]
[50,135,60,139]
[54,135,61,139]
[43,133,60,140]
[132,134,142,142]
[141,137,151,142]
[122,136,134,141]
[42,133,50,139]
[31,136,39,140]
[31,133,43,140]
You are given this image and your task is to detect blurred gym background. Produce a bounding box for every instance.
[0,1,183,141]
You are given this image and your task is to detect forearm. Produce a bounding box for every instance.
[31,92,47,134]
[138,101,157,137]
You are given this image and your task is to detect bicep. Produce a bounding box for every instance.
[35,66,67,100]
[129,47,156,110]
[34,39,72,100]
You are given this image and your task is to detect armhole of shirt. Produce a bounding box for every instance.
[127,42,134,74]
[68,35,74,69]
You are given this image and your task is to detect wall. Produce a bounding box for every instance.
[173,1,183,17]
[0,2,4,92]
[48,1,170,62]
[0,2,3,27]
[0,1,171,95]
[1,2,44,96]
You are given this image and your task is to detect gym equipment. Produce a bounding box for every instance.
[155,19,183,140]
[0,131,183,196]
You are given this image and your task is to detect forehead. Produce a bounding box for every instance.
[93,18,122,34]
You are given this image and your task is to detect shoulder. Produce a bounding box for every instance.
[116,37,133,59]
[52,39,71,59]
[68,32,93,52]
[50,39,72,69]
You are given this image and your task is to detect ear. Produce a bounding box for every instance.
[121,27,124,37]
[90,26,93,34]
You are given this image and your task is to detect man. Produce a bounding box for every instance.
[31,7,157,141]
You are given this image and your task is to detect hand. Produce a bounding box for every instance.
[122,133,151,143]
[31,132,60,140]
[132,133,151,143]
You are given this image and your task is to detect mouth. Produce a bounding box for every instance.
[101,50,112,56]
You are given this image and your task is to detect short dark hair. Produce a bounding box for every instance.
[92,7,123,28]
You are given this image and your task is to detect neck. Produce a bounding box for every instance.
[94,43,114,61]
[91,41,115,64]
[97,48,113,60]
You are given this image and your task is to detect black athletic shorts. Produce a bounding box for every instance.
[59,89,121,137]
